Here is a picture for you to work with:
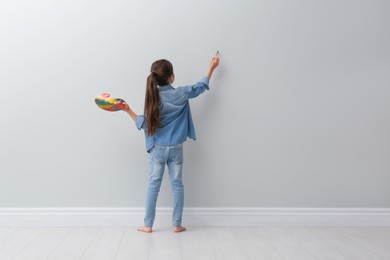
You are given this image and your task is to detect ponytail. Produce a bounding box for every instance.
[144,73,161,136]
[143,59,174,136]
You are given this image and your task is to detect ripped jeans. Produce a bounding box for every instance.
[144,144,184,227]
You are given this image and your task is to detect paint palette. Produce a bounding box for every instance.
[95,93,126,112]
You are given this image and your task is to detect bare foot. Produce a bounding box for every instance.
[173,226,186,233]
[137,226,152,233]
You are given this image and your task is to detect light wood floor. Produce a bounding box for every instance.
[0,226,389,259]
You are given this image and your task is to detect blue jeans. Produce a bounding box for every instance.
[144,144,184,227]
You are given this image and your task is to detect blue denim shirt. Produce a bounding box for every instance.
[136,77,210,152]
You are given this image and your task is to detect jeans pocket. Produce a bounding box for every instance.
[150,146,166,163]
[169,145,183,163]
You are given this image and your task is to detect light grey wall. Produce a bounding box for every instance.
[1,0,389,208]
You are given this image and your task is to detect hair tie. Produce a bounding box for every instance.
[150,73,158,86]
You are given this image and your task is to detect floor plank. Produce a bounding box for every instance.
[204,227,251,260]
[256,227,316,260]
[309,227,381,260]
[148,227,183,260]
[340,227,390,260]
[13,227,71,260]
[180,227,215,260]
[282,227,377,260]
[115,227,150,260]
[80,227,125,260]
[230,227,282,260]
[0,227,18,241]
[0,227,44,260]
[47,227,99,260]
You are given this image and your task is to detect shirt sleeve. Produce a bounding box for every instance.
[135,115,146,130]
[178,77,210,99]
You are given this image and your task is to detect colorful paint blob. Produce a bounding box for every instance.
[95,93,126,112]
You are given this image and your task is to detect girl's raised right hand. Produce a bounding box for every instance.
[210,52,220,70]
[206,52,220,80]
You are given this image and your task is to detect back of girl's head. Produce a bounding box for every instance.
[144,59,174,136]
[150,59,173,85]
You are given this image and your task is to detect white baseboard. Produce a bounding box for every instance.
[0,207,389,227]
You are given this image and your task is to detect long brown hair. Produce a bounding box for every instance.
[144,59,173,136]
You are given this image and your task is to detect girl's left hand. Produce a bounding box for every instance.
[117,101,137,121]
[116,101,130,112]
[123,102,131,112]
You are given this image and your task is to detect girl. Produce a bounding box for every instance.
[121,53,219,233]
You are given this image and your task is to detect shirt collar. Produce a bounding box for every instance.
[159,85,174,92]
